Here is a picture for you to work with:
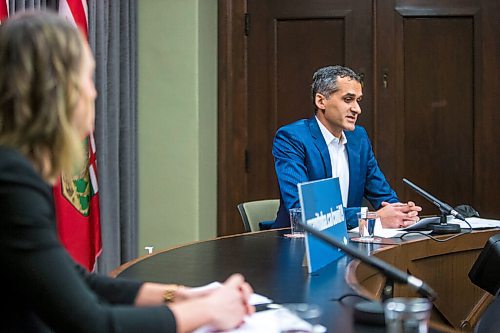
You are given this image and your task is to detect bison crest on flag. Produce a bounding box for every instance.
[61,153,92,216]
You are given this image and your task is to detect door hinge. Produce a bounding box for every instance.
[244,13,250,36]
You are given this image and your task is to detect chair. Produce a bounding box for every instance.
[237,199,280,232]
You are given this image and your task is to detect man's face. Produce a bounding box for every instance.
[315,76,363,138]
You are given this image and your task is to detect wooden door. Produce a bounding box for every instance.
[375,0,500,217]
[247,0,373,200]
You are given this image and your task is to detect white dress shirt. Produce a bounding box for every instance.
[316,117,349,207]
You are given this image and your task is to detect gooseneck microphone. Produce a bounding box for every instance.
[402,178,466,221]
[298,221,437,300]
[403,178,463,234]
[298,221,437,326]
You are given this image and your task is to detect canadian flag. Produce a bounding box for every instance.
[54,0,102,271]
[0,0,8,23]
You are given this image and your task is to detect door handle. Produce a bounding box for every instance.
[383,70,389,89]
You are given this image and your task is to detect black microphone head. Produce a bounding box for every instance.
[420,283,438,301]
[407,275,438,301]
[455,212,467,222]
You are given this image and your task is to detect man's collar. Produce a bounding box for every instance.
[315,116,347,145]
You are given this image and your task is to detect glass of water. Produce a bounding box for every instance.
[357,211,377,240]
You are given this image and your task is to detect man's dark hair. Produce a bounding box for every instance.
[311,65,361,111]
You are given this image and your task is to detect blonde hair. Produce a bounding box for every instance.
[0,10,86,182]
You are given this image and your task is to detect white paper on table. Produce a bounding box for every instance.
[350,216,500,239]
[448,217,500,229]
[374,218,434,238]
[192,308,313,333]
[189,282,223,293]
[350,218,431,238]
[402,215,500,231]
[190,282,272,306]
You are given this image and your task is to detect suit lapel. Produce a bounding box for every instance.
[308,117,332,178]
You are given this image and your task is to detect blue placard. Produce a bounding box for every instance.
[298,177,349,273]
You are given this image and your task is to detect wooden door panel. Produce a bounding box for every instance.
[218,0,249,235]
[375,1,499,218]
[276,19,344,128]
[403,17,474,213]
[474,0,500,218]
[247,0,372,204]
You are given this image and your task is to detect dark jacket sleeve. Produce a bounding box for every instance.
[0,148,176,333]
[75,264,144,305]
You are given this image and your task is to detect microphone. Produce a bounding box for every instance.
[403,178,463,234]
[298,221,437,325]
[298,221,437,300]
[402,178,466,221]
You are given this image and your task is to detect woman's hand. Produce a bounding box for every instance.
[203,273,255,330]
[168,273,255,333]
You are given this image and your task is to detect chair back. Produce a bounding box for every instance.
[237,199,280,232]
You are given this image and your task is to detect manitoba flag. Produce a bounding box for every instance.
[0,0,8,23]
[53,0,102,271]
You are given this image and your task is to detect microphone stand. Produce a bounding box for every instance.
[352,278,395,326]
[298,221,437,325]
[402,178,462,234]
[427,209,461,234]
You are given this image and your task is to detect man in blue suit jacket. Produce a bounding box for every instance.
[272,66,421,229]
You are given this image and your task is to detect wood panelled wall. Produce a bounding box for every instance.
[218,0,500,236]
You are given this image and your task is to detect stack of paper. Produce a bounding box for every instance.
[350,216,500,239]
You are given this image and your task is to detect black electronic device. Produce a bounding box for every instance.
[469,233,500,296]
[402,178,462,234]
[298,221,437,325]
[454,204,480,218]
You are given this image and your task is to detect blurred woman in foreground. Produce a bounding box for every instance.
[0,10,253,333]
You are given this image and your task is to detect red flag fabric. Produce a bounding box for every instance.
[59,0,88,39]
[0,0,9,23]
[54,0,102,271]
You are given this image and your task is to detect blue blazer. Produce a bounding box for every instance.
[272,117,398,229]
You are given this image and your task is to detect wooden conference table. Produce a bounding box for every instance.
[112,228,499,332]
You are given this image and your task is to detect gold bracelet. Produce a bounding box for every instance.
[162,284,182,303]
